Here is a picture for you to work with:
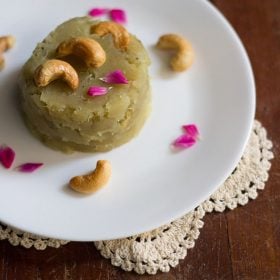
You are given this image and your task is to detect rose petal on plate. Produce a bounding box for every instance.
[88,8,108,17]
[87,86,110,97]
[173,134,197,149]
[109,9,127,24]
[182,124,199,139]
[100,70,128,84]
[17,163,43,173]
[0,146,15,169]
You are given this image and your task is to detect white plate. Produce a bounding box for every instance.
[0,0,255,241]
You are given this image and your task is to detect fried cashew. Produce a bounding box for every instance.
[56,37,106,68]
[70,160,112,194]
[90,21,130,50]
[34,59,79,90]
[0,35,15,70]
[156,34,194,72]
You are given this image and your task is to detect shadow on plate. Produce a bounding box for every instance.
[147,44,178,79]
[61,183,91,198]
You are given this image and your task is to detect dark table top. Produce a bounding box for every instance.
[1,0,279,279]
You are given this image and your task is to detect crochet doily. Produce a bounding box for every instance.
[0,120,274,273]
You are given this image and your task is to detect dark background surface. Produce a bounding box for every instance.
[0,0,279,279]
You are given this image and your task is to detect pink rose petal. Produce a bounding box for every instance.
[17,163,43,173]
[87,86,110,97]
[182,124,199,139]
[88,8,108,17]
[109,9,127,24]
[173,134,196,149]
[0,146,15,169]
[100,70,128,84]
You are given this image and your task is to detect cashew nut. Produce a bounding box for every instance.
[56,37,106,68]
[34,59,79,90]
[0,56,4,70]
[156,34,194,72]
[0,35,15,70]
[70,160,112,194]
[90,21,130,50]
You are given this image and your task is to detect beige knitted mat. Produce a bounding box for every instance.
[0,120,274,275]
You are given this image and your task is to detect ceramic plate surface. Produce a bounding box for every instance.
[0,0,255,240]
